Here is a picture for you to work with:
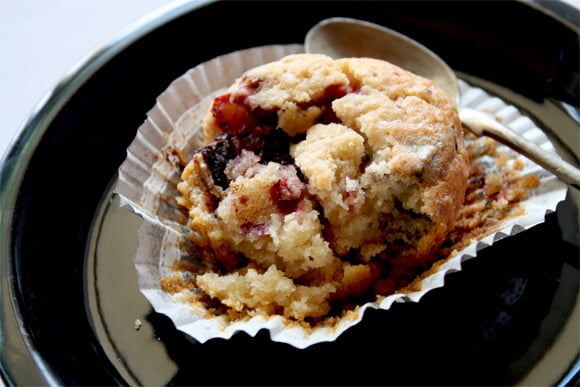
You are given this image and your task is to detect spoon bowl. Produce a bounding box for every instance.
[305,17,580,189]
[305,17,460,105]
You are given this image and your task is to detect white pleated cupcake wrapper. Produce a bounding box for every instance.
[114,44,568,349]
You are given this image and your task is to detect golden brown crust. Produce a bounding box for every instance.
[175,53,470,322]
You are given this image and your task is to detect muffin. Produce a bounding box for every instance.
[115,45,566,347]
[173,53,470,323]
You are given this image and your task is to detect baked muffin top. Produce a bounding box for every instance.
[175,53,470,322]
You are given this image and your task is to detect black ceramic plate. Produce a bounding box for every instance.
[1,1,579,385]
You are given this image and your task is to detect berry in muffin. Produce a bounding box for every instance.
[173,53,470,323]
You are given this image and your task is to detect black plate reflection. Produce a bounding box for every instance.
[152,211,577,386]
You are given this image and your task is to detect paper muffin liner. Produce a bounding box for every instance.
[115,44,568,349]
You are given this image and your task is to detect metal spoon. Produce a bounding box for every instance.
[305,17,580,189]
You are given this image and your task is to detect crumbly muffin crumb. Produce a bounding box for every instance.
[169,53,482,325]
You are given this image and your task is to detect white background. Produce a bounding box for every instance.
[0,0,176,160]
[0,0,578,161]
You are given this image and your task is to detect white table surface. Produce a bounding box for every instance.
[0,0,176,161]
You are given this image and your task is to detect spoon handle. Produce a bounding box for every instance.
[459,108,580,190]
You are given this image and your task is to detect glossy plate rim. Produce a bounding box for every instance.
[0,0,578,385]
